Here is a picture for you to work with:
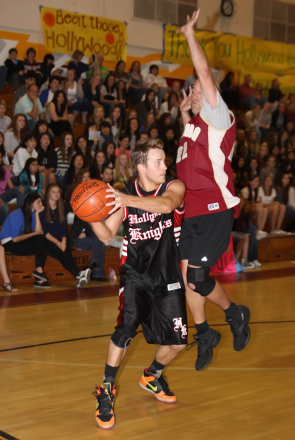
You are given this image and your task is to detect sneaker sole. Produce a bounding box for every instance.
[77,269,91,288]
[95,416,115,430]
[33,284,51,289]
[138,381,177,403]
[234,307,251,352]
[195,331,222,372]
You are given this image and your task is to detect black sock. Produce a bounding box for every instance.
[103,363,119,385]
[224,302,238,319]
[195,320,210,336]
[147,359,166,377]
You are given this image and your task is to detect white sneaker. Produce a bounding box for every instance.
[252,260,262,267]
[241,259,255,269]
[76,268,91,288]
[270,230,285,235]
[256,230,268,240]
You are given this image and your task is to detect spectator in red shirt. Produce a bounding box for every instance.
[237,74,255,109]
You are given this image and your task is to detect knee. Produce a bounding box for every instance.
[111,326,137,349]
[170,344,186,354]
[187,266,216,296]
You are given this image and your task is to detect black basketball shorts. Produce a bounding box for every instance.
[179,208,234,267]
[116,282,188,346]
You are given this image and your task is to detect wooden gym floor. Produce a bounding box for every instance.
[0,261,295,440]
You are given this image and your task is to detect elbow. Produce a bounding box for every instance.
[164,201,174,214]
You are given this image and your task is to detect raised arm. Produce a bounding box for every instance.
[90,206,124,244]
[177,9,217,108]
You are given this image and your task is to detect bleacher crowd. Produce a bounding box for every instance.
[0,48,295,291]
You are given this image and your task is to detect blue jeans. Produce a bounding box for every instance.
[72,232,105,277]
[1,187,25,207]
[27,118,38,134]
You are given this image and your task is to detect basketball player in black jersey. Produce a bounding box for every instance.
[91,138,187,430]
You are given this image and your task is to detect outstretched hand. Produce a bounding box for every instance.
[180,86,192,113]
[176,9,200,35]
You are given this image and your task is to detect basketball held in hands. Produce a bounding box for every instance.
[71,180,112,222]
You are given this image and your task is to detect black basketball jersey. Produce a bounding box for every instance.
[119,177,185,292]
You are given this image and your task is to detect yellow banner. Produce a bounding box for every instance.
[40,7,127,62]
[163,24,295,76]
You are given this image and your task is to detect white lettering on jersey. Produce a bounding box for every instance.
[129,219,173,244]
[177,125,201,164]
[167,282,181,291]
[128,212,161,225]
[173,317,188,339]
[208,203,219,211]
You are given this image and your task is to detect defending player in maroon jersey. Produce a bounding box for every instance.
[176,9,251,372]
[90,138,187,430]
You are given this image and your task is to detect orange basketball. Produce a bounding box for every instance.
[71,180,112,222]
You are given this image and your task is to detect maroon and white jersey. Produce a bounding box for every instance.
[176,111,240,218]
[119,177,185,290]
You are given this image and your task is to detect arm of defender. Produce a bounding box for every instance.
[177,9,217,108]
[106,181,185,215]
[90,207,124,244]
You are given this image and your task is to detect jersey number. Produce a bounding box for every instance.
[176,142,187,163]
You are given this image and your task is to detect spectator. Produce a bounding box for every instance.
[40,184,91,288]
[140,112,157,134]
[162,126,177,160]
[4,48,26,91]
[148,126,159,139]
[83,74,101,115]
[65,168,90,214]
[36,132,56,186]
[74,135,94,168]
[101,166,114,185]
[48,90,72,136]
[252,83,267,108]
[247,157,260,180]
[259,102,272,140]
[19,158,44,197]
[23,48,42,87]
[164,154,176,178]
[98,121,113,149]
[241,175,268,239]
[144,65,168,105]
[235,110,246,130]
[113,153,132,184]
[0,192,48,287]
[159,91,179,124]
[138,89,158,126]
[0,244,18,292]
[158,113,172,139]
[91,53,109,81]
[90,104,105,129]
[0,132,9,167]
[171,81,182,104]
[65,153,85,188]
[278,130,291,155]
[63,69,88,125]
[233,156,248,190]
[245,104,261,138]
[13,71,37,113]
[67,50,97,79]
[113,60,129,83]
[12,133,38,179]
[234,128,247,153]
[0,150,25,222]
[260,155,278,185]
[220,71,237,110]
[124,118,140,151]
[116,80,127,120]
[39,66,63,93]
[237,74,255,108]
[128,61,145,105]
[0,100,12,133]
[258,174,286,233]
[82,121,100,152]
[255,143,269,169]
[89,151,107,179]
[115,133,130,158]
[100,74,118,118]
[40,54,55,84]
[102,141,115,168]
[285,102,295,125]
[278,173,295,231]
[39,75,61,111]
[141,84,159,109]
[268,79,284,103]
[173,110,184,142]
[271,102,287,131]
[14,84,45,133]
[32,120,51,144]
[282,150,295,182]
[105,105,122,146]
[246,129,259,155]
[4,114,28,163]
[53,132,74,188]
[0,65,7,92]
[183,68,198,93]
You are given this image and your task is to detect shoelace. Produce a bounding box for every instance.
[157,374,173,396]
[186,334,204,356]
[226,317,240,338]
[92,386,113,413]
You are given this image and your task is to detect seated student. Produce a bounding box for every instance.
[32,119,52,144]
[105,105,122,146]
[90,104,105,130]
[116,80,127,120]
[36,132,56,186]
[128,61,145,106]
[138,89,158,126]
[0,131,10,169]
[100,74,118,117]
[40,66,63,93]
[91,53,109,81]
[140,112,156,134]
[0,150,25,210]
[40,184,91,288]
[241,175,268,240]
[158,112,172,139]
[0,192,48,287]
[102,141,115,169]
[53,132,74,189]
[258,174,286,234]
[13,71,37,113]
[255,142,269,169]
[48,90,72,137]
[19,158,44,197]
[124,118,140,151]
[0,244,18,292]
[40,54,55,84]
[63,69,88,126]
[65,153,86,189]
[83,74,102,115]
[0,100,12,133]
[23,48,42,86]
[159,91,179,124]
[113,153,133,185]
[276,173,295,230]
[233,156,248,190]
[143,64,168,105]
[67,50,97,79]
[65,168,90,214]
[4,114,28,163]
[89,151,107,179]
[12,133,38,179]
[14,84,45,133]
[101,166,114,185]
[162,126,177,161]
[39,75,61,111]
[4,48,26,91]
[148,126,159,139]
[74,135,94,169]
[98,121,113,150]
[114,133,130,158]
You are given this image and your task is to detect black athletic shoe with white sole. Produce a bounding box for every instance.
[226,304,251,351]
[32,270,48,282]
[187,328,222,371]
